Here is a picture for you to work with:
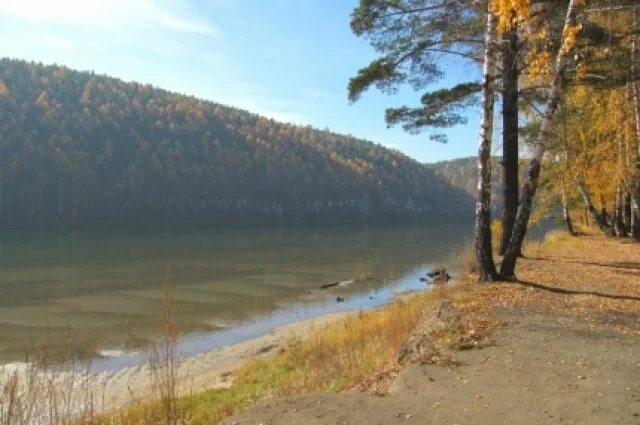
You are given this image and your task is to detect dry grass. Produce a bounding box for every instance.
[457,244,478,275]
[0,345,100,425]
[97,275,189,425]
[100,287,460,425]
[0,275,187,425]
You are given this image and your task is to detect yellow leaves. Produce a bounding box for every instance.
[527,50,552,82]
[490,0,530,33]
[576,62,587,78]
[0,80,9,98]
[35,90,49,108]
[561,85,635,210]
[560,23,582,55]
[81,78,95,105]
[53,67,66,80]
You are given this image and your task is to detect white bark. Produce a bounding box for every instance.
[474,8,498,281]
[632,6,640,239]
[577,179,615,236]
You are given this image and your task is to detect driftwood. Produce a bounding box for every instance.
[397,300,458,365]
[319,276,373,290]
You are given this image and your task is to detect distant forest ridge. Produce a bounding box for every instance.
[427,157,500,199]
[0,58,473,226]
[428,156,532,212]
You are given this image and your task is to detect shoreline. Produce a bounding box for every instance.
[94,310,352,412]
[82,264,434,372]
[0,309,352,414]
[0,278,436,414]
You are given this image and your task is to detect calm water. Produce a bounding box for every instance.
[0,223,474,366]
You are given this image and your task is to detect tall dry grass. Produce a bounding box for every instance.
[175,289,445,425]
[0,274,187,425]
[98,273,189,425]
[0,342,100,425]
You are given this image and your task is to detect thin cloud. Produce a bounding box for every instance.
[0,0,217,35]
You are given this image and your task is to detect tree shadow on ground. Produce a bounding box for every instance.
[514,280,640,302]
[524,256,640,271]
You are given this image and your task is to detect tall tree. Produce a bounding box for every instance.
[475,7,500,281]
[499,20,521,255]
[500,0,585,278]
[631,5,640,239]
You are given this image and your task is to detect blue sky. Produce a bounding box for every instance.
[0,0,483,163]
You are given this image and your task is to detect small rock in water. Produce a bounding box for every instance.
[425,267,451,283]
[336,296,345,303]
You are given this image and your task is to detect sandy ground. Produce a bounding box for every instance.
[222,234,640,425]
[222,309,639,425]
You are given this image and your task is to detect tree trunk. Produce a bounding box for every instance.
[614,184,624,236]
[634,196,640,239]
[624,191,632,234]
[475,8,499,282]
[577,180,615,236]
[500,23,520,256]
[500,0,583,279]
[631,7,640,240]
[561,179,575,236]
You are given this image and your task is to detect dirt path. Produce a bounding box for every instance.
[223,234,640,425]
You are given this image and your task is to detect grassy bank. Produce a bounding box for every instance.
[104,278,503,425]
[104,287,447,424]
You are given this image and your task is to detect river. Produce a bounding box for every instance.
[0,222,474,368]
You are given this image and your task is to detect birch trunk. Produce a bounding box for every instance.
[615,137,625,236]
[615,184,624,236]
[577,180,615,236]
[500,0,583,279]
[561,177,575,236]
[631,6,640,240]
[474,8,499,282]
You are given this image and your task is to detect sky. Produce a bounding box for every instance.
[0,0,483,163]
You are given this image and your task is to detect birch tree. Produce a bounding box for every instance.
[500,0,585,279]
[631,5,640,239]
[475,7,500,282]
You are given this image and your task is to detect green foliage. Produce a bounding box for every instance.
[348,0,484,136]
[385,82,481,135]
[0,59,473,226]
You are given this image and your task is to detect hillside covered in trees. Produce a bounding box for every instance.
[0,59,473,226]
[427,157,504,211]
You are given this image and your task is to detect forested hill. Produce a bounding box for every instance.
[0,59,472,226]
[427,157,502,211]
[427,157,500,198]
[428,157,530,212]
